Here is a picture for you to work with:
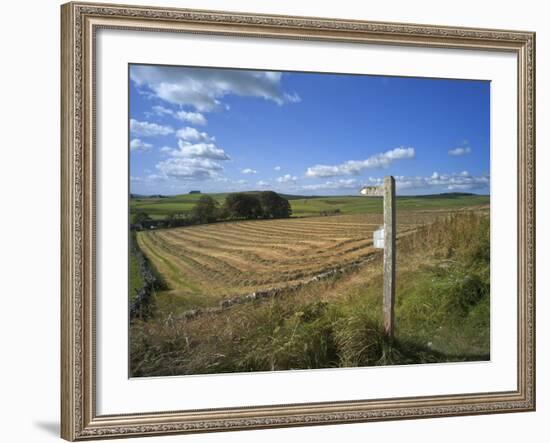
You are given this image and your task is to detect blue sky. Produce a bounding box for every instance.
[129,64,490,196]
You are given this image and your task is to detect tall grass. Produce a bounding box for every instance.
[130,211,490,376]
[396,212,490,356]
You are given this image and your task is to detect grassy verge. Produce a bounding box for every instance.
[130,211,489,376]
[396,211,490,357]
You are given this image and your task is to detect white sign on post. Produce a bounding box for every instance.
[360,185,384,197]
[373,226,385,249]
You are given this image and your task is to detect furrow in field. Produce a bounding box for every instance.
[159,241,267,278]
[137,214,427,302]
[151,235,372,289]
[162,225,375,267]
[220,243,377,284]
[226,237,374,269]
[168,225,310,251]
[161,227,347,267]
[160,229,315,263]
[152,234,306,289]
[223,221,371,237]
[194,226,338,250]
[237,251,378,288]
[144,232,236,287]
[164,223,380,264]
[288,217,382,225]
[214,228,346,248]
[153,231,255,278]
[137,232,218,294]
[190,215,379,236]
[261,218,382,229]
[178,223,312,246]
[212,222,328,239]
[145,237,338,292]
[140,232,224,283]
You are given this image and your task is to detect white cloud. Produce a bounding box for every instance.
[175,140,230,160]
[131,173,168,184]
[176,111,207,126]
[130,138,153,152]
[448,146,472,156]
[257,180,270,187]
[284,92,302,103]
[305,147,415,178]
[151,105,173,116]
[276,174,298,183]
[150,106,207,125]
[236,179,247,185]
[146,174,166,181]
[241,168,258,175]
[301,178,360,191]
[274,166,281,171]
[155,127,230,180]
[130,65,301,112]
[176,126,214,143]
[364,171,489,192]
[130,119,173,137]
[156,157,223,181]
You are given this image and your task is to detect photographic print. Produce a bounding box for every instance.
[128,64,491,377]
[60,2,536,441]
[61,5,535,439]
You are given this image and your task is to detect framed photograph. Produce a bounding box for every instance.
[61,1,536,440]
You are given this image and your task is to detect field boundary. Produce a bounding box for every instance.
[173,251,382,322]
[140,211,486,323]
[159,223,432,322]
[129,233,166,319]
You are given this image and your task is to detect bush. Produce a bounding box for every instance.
[259,191,292,218]
[191,195,219,224]
[225,193,263,219]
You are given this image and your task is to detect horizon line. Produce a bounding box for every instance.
[130,190,490,198]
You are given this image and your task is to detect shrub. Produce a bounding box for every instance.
[259,191,292,218]
[225,193,263,219]
[191,195,219,223]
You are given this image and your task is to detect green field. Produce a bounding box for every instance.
[131,192,489,219]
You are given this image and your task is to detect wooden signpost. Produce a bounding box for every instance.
[360,176,396,339]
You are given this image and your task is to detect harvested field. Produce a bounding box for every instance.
[136,212,452,309]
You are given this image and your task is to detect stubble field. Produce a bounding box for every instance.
[136,212,441,312]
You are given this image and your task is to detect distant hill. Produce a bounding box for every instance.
[405,192,487,199]
[132,191,486,200]
[130,190,490,220]
[130,193,168,199]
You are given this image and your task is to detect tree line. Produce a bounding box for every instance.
[132,191,292,230]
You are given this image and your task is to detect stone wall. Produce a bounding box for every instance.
[129,236,165,320]
[176,251,382,322]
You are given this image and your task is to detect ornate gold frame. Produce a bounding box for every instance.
[61,2,536,440]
